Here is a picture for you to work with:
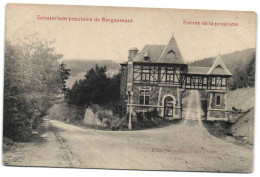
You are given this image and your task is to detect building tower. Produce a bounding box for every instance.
[206,54,232,121]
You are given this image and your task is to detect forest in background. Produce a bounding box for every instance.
[190,48,256,89]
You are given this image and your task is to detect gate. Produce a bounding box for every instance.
[164,96,174,118]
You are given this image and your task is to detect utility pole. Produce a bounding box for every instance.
[128,91,132,130]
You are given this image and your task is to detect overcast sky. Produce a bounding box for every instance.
[6,4,256,63]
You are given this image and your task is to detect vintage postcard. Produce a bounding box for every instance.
[3,4,256,172]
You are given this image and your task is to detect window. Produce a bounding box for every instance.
[216,65,223,69]
[165,69,176,83]
[141,68,150,81]
[203,77,207,85]
[186,77,190,84]
[194,77,199,84]
[216,95,221,106]
[222,78,226,86]
[216,77,222,86]
[144,57,150,61]
[140,90,150,105]
[166,74,174,82]
[168,50,176,54]
[211,77,216,85]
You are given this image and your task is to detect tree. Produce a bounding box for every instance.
[229,52,256,90]
[4,34,69,141]
[108,73,121,101]
[246,52,255,87]
[66,65,121,106]
[59,62,71,94]
[229,67,247,90]
[66,65,109,106]
[4,41,32,141]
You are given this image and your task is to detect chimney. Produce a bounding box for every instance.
[128,47,138,62]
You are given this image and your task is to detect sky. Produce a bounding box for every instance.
[5,4,257,63]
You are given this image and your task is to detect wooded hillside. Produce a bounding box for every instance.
[190,48,256,89]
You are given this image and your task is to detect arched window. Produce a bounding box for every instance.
[216,95,221,106]
[163,96,175,117]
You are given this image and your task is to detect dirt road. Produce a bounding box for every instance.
[3,117,253,172]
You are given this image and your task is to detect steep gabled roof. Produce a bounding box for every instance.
[157,35,185,64]
[133,45,166,63]
[133,35,185,64]
[207,54,232,76]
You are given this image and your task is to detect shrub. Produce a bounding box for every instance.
[145,112,152,120]
[90,104,100,114]
[96,108,114,121]
[136,112,144,121]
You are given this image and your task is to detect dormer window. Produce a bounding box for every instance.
[144,56,150,61]
[144,51,150,61]
[216,65,223,69]
[168,49,176,54]
[166,50,176,61]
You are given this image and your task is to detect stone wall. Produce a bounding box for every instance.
[210,92,226,109]
[130,84,182,118]
[132,84,160,105]
[209,110,226,118]
[159,86,179,107]
[132,106,157,113]
[132,85,180,107]
[207,91,227,120]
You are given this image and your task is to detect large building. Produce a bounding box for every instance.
[120,35,232,122]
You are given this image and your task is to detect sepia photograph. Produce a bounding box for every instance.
[2,3,257,173]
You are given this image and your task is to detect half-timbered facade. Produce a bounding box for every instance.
[120,35,232,123]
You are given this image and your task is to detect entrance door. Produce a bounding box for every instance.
[164,96,174,118]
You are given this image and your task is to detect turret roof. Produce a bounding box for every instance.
[157,35,185,64]
[133,35,185,64]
